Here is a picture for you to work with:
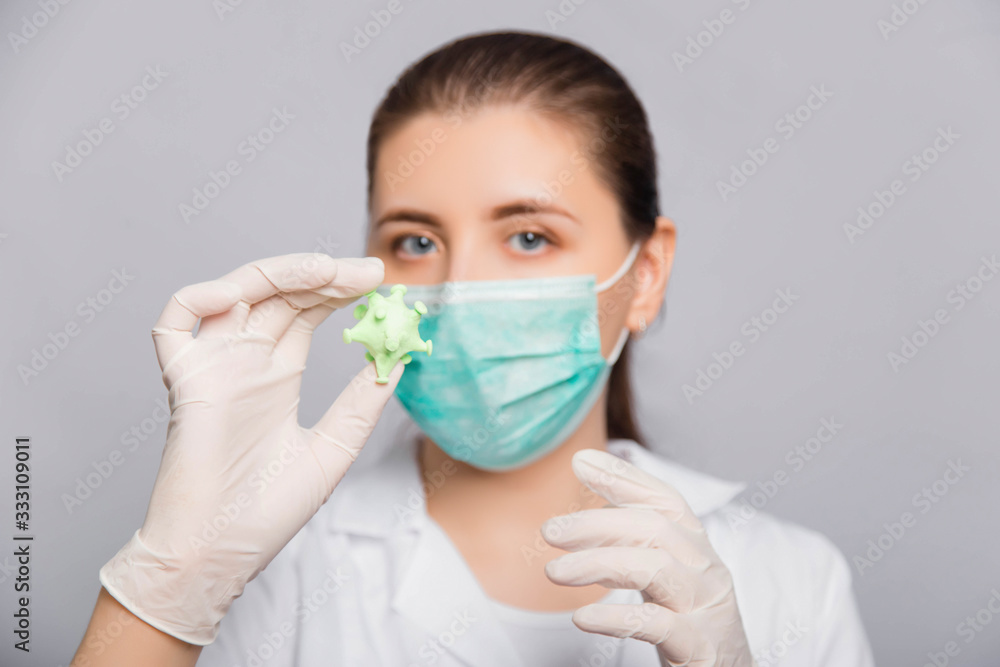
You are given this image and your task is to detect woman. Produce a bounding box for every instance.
[73,31,874,666]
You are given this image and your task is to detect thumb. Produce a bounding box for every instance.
[307,360,405,491]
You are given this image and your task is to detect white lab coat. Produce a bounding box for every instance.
[198,438,875,667]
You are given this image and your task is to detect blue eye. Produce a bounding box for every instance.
[397,235,437,256]
[509,231,549,253]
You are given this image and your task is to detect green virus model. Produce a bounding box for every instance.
[342,284,433,383]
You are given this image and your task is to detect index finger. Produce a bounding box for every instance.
[221,254,383,306]
[205,254,385,326]
[570,449,703,531]
[153,254,382,364]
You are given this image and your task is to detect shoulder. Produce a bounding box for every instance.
[610,440,855,601]
[704,506,875,665]
[710,504,848,574]
[706,505,853,610]
[612,440,858,617]
[608,441,874,664]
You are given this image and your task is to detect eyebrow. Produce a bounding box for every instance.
[374,198,580,228]
[374,208,441,228]
[493,199,580,225]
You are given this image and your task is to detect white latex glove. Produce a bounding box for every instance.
[99,253,403,646]
[542,448,755,667]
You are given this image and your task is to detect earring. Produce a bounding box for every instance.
[635,316,647,339]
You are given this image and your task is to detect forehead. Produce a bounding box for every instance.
[371,105,611,214]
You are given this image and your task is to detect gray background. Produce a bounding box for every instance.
[2,0,999,664]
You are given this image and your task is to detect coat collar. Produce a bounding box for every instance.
[322,437,747,667]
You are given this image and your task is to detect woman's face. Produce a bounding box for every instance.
[366,104,664,357]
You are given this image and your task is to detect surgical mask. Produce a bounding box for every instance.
[380,241,642,471]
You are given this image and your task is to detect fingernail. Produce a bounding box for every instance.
[572,605,603,627]
[573,449,610,473]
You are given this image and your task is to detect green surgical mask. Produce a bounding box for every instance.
[384,241,641,471]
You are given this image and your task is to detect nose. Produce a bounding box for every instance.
[444,258,471,283]
[441,236,478,283]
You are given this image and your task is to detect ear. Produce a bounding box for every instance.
[626,216,676,333]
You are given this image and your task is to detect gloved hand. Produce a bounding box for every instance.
[99,253,403,646]
[542,448,755,667]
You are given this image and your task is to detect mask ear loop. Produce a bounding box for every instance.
[594,241,643,293]
[594,241,643,364]
[604,326,630,365]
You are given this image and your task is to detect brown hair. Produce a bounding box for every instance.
[365,30,661,447]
